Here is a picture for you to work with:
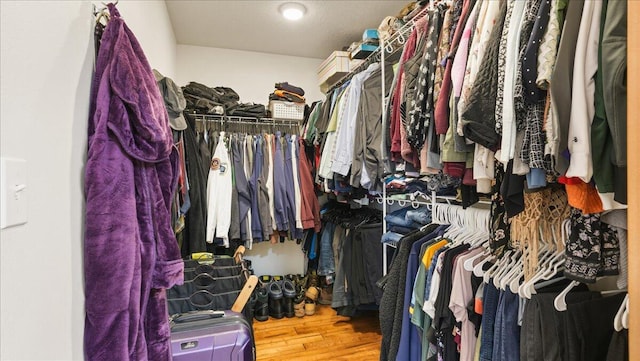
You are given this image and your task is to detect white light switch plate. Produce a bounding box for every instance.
[1,157,28,229]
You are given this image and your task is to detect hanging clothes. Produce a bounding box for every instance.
[84,4,183,360]
[205,132,232,246]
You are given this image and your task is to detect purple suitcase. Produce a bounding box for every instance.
[170,310,255,361]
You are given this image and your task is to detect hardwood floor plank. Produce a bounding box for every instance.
[253,305,382,360]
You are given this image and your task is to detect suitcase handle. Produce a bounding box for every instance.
[172,310,225,323]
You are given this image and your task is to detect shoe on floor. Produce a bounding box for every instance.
[254,284,269,322]
[282,280,296,318]
[268,280,284,319]
[304,299,316,316]
[318,284,333,305]
[293,290,306,318]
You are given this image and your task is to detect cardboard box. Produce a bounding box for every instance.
[317,51,350,87]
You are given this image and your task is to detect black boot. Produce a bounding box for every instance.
[268,280,284,319]
[254,283,269,322]
[282,279,297,318]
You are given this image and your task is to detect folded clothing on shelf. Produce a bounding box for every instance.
[270,89,306,103]
[227,103,267,118]
[275,82,305,96]
[182,81,240,114]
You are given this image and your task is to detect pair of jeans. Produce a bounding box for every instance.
[318,222,336,276]
[406,207,432,225]
[381,231,403,245]
[385,206,423,228]
[492,289,520,361]
[479,280,500,361]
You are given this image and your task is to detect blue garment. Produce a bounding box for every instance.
[272,132,288,231]
[406,207,432,225]
[179,190,191,215]
[526,167,547,189]
[385,206,424,228]
[500,290,521,361]
[309,231,318,260]
[388,225,416,235]
[492,290,506,361]
[396,226,447,361]
[381,231,404,245]
[249,135,263,242]
[481,281,500,361]
[318,222,336,276]
[423,247,447,303]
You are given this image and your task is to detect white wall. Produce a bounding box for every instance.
[176,44,324,105]
[0,1,177,359]
[176,45,324,276]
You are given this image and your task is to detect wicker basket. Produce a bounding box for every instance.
[269,100,305,120]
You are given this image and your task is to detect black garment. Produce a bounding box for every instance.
[565,293,626,361]
[181,113,209,257]
[379,225,439,361]
[258,137,272,240]
[354,223,382,305]
[490,163,511,256]
[433,244,471,361]
[275,82,305,96]
[522,0,551,104]
[606,329,628,361]
[500,159,526,218]
[229,141,241,241]
[232,135,252,242]
[461,0,507,149]
[565,208,620,283]
[227,103,266,118]
[520,290,597,361]
[183,82,240,112]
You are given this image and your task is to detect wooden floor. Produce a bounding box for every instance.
[253,304,382,361]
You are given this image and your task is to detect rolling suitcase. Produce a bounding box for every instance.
[170,310,255,361]
[170,259,258,361]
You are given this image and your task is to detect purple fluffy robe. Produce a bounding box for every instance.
[84,4,183,360]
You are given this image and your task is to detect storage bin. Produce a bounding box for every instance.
[269,100,305,120]
[318,51,350,89]
[350,43,379,59]
[362,29,379,42]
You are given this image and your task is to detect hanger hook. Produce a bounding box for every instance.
[397,32,406,45]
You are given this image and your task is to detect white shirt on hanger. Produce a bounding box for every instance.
[206,132,232,247]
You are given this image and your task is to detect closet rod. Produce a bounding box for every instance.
[326,5,431,93]
[191,114,299,125]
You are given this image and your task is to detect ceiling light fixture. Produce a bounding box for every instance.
[279,2,306,21]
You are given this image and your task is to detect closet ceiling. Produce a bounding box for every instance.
[165,1,406,59]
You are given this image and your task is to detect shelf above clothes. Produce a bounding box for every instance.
[326,5,431,93]
[189,113,301,133]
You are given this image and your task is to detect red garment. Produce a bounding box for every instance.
[390,27,419,162]
[298,139,321,232]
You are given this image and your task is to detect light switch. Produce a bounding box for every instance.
[1,157,27,229]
